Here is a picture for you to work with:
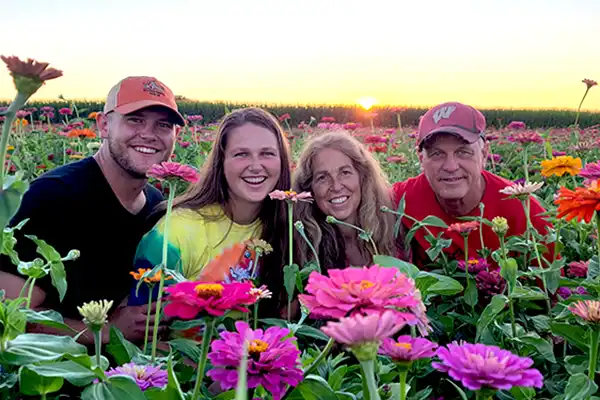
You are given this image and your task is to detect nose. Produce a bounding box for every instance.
[330,176,344,192]
[442,154,460,172]
[137,122,157,139]
[247,155,264,173]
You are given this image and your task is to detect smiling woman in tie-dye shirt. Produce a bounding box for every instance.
[129,107,292,316]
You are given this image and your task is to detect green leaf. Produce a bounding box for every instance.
[49,260,67,303]
[464,276,478,307]
[81,375,147,400]
[587,256,600,281]
[0,370,17,390]
[424,273,464,296]
[295,325,329,342]
[283,263,300,302]
[564,355,589,375]
[145,356,185,400]
[444,378,468,400]
[476,295,508,341]
[169,318,205,331]
[517,333,556,363]
[420,215,448,228]
[18,366,63,396]
[1,298,26,340]
[287,375,339,400]
[105,326,141,366]
[511,287,547,300]
[328,365,347,391]
[510,386,536,400]
[212,391,236,400]
[168,338,201,363]
[393,194,406,238]
[1,333,87,365]
[529,314,551,332]
[0,173,29,231]
[24,235,62,262]
[300,261,320,279]
[499,258,518,295]
[372,255,419,279]
[25,359,101,387]
[564,373,598,400]
[550,322,589,351]
[22,308,75,332]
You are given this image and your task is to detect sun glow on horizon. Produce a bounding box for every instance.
[358,97,378,111]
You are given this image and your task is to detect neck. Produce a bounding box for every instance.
[339,224,358,241]
[437,174,486,217]
[93,148,147,214]
[226,198,261,225]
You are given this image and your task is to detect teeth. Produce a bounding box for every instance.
[243,177,266,184]
[330,196,348,204]
[134,147,158,154]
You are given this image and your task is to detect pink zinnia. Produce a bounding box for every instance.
[298,265,431,335]
[268,190,313,203]
[207,321,303,400]
[321,310,404,346]
[447,221,479,235]
[507,121,526,130]
[163,281,257,319]
[379,335,438,362]
[569,300,600,323]
[508,131,543,144]
[147,161,199,183]
[579,162,600,185]
[567,260,589,278]
[432,342,544,391]
[457,257,489,274]
[103,362,167,391]
[59,107,72,116]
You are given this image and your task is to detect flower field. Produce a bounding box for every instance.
[2,57,600,400]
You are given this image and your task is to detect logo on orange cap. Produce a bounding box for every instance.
[143,80,166,97]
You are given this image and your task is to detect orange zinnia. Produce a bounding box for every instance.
[130,268,171,284]
[555,180,600,223]
[67,128,96,138]
[540,155,582,177]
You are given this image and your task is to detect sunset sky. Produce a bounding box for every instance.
[2,0,599,110]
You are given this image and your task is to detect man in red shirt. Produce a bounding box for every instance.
[391,101,554,269]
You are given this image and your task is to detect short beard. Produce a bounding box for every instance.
[107,137,147,179]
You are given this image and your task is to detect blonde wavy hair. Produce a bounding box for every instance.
[292,130,399,269]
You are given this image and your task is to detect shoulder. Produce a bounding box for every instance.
[391,174,427,206]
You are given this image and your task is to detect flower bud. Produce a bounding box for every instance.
[77,299,113,332]
[492,217,509,236]
[63,249,80,261]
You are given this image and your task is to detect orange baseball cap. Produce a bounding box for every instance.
[103,76,186,125]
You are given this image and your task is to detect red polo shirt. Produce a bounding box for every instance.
[391,171,555,269]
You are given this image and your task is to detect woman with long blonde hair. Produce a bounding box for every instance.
[293,130,403,270]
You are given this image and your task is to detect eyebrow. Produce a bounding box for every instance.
[314,164,353,175]
[229,146,278,152]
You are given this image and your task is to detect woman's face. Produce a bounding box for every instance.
[311,148,361,224]
[223,123,282,207]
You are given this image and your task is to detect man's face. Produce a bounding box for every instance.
[98,106,178,179]
[420,134,488,201]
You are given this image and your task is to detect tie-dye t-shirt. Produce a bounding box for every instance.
[128,205,262,305]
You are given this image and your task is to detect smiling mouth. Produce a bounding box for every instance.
[242,177,267,185]
[133,146,159,154]
[440,177,465,183]
[329,196,349,204]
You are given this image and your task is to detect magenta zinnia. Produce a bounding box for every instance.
[207,321,303,400]
[163,281,257,319]
[458,257,489,274]
[379,335,438,362]
[147,161,199,183]
[104,362,167,391]
[298,265,430,335]
[432,342,544,391]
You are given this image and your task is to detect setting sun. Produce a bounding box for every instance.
[357,96,378,110]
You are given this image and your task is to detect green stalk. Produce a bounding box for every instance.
[398,212,449,266]
[295,222,321,272]
[26,278,36,308]
[574,87,591,127]
[360,359,381,400]
[143,288,153,353]
[192,318,215,400]
[464,235,469,275]
[478,204,485,250]
[399,370,408,400]
[253,302,259,330]
[596,213,600,267]
[330,218,379,255]
[93,330,102,369]
[151,181,177,362]
[522,199,551,313]
[18,277,32,299]
[588,328,599,381]
[287,201,293,322]
[509,299,517,338]
[522,145,529,182]
[0,92,29,185]
[304,337,335,376]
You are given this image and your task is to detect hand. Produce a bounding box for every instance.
[107,302,167,343]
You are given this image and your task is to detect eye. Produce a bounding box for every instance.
[342,169,353,176]
[128,117,143,124]
[158,122,173,129]
[262,151,277,157]
[234,152,247,158]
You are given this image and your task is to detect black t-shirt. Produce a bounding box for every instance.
[0,157,164,319]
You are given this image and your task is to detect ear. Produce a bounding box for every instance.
[175,126,182,136]
[482,140,490,161]
[96,113,110,139]
[417,148,424,164]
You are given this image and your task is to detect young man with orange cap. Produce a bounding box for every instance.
[391,101,554,271]
[0,76,185,345]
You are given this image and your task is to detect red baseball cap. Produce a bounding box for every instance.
[417,101,486,150]
[103,76,185,126]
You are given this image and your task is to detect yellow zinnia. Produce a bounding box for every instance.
[540,156,582,177]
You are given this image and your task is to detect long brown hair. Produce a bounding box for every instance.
[171,107,292,312]
[292,130,398,269]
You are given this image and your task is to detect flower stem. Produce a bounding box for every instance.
[151,181,177,362]
[522,199,551,313]
[360,359,381,400]
[18,277,32,299]
[287,201,293,322]
[399,370,408,400]
[509,298,517,338]
[0,92,28,186]
[330,218,379,255]
[253,302,259,330]
[522,145,529,182]
[595,213,600,268]
[192,318,215,400]
[304,337,335,377]
[588,328,600,381]
[575,87,590,127]
[143,288,153,353]
[93,330,102,369]
[26,278,36,309]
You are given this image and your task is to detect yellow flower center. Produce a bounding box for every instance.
[468,259,479,265]
[394,342,412,350]
[360,280,375,290]
[194,283,224,298]
[248,339,269,355]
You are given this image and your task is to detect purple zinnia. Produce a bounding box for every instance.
[458,257,489,274]
[432,342,544,391]
[207,321,303,400]
[379,335,438,363]
[579,162,600,185]
[104,363,167,391]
